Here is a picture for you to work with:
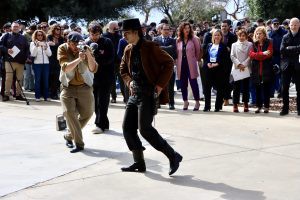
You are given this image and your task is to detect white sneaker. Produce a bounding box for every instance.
[91,126,104,134]
[35,98,41,102]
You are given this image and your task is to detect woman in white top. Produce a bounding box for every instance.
[30,30,52,101]
[230,29,253,112]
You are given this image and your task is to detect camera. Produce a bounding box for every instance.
[77,42,89,52]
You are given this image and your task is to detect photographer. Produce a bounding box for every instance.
[30,30,52,101]
[85,21,114,134]
[57,32,98,153]
[120,18,182,176]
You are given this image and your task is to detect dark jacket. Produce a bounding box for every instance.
[103,32,122,62]
[0,32,29,64]
[268,27,287,64]
[280,31,300,71]
[249,39,274,84]
[86,37,114,85]
[203,42,227,72]
[120,39,174,104]
[153,35,177,60]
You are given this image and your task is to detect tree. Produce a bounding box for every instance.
[247,0,300,20]
[0,0,139,26]
[216,0,247,20]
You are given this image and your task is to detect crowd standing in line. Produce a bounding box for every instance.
[0,17,299,173]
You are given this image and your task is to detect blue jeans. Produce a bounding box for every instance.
[33,64,49,99]
[23,63,34,90]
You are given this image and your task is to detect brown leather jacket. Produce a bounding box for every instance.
[120,39,174,104]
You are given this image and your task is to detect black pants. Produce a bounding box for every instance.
[111,64,127,102]
[168,71,175,105]
[255,82,271,108]
[233,78,250,104]
[94,84,111,130]
[224,65,233,100]
[49,63,60,98]
[122,94,168,151]
[203,67,225,110]
[281,67,300,111]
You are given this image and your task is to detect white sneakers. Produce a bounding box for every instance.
[35,98,41,102]
[91,126,104,134]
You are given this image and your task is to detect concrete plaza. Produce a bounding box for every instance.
[0,92,299,200]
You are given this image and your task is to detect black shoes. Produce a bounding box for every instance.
[121,161,146,172]
[110,98,117,103]
[169,152,183,176]
[15,95,26,101]
[2,95,9,102]
[64,135,74,148]
[280,110,289,116]
[169,104,175,110]
[203,107,210,112]
[70,146,84,153]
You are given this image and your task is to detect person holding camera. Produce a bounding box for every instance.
[30,30,52,101]
[85,21,115,134]
[120,18,182,176]
[57,32,98,153]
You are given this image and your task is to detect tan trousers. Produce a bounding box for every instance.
[5,62,24,96]
[60,84,94,148]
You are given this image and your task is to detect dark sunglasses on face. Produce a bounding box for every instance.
[273,23,279,25]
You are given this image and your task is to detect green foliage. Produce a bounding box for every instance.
[247,0,300,20]
[0,0,139,25]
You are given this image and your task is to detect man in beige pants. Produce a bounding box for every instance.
[57,32,98,153]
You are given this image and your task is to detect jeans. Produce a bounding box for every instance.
[33,64,49,99]
[23,63,34,90]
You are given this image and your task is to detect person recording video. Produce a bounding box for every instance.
[85,20,115,134]
[57,31,98,153]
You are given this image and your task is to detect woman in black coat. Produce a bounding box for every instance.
[203,29,227,112]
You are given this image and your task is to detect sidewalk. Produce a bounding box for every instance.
[0,92,300,200]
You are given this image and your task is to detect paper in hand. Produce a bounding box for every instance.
[9,46,20,58]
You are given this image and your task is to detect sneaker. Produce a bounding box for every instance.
[91,126,104,134]
[2,95,9,102]
[35,98,41,102]
[15,95,26,101]
[110,99,117,103]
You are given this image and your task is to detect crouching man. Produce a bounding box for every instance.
[57,32,98,153]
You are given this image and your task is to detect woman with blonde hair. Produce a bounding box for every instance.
[202,29,227,112]
[249,26,273,113]
[176,22,201,111]
[30,30,52,101]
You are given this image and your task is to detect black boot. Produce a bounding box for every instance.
[121,150,146,172]
[161,143,183,176]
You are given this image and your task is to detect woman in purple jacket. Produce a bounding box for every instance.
[176,22,201,111]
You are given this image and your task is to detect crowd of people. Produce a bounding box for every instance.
[0,15,299,174]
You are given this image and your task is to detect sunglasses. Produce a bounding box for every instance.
[41,26,48,29]
[273,23,279,25]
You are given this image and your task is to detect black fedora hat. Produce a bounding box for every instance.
[120,18,141,31]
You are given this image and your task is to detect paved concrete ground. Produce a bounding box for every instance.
[0,91,299,200]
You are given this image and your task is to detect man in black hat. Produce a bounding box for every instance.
[120,18,183,176]
[57,31,98,153]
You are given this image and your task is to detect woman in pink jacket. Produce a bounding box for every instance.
[176,22,201,111]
